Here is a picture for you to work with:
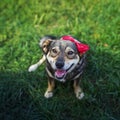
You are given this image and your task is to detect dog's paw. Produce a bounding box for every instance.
[76,92,84,100]
[44,91,53,98]
[28,64,38,72]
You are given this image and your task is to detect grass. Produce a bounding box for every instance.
[0,0,120,119]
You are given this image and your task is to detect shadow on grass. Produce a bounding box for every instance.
[83,45,120,119]
[0,70,48,120]
[0,48,120,120]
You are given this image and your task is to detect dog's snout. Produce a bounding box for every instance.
[56,60,64,69]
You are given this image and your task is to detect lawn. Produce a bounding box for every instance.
[0,0,120,120]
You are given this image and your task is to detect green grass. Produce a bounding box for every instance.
[0,0,120,119]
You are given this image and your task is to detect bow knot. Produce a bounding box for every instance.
[61,35,89,54]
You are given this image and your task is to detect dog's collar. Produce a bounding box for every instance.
[61,35,89,54]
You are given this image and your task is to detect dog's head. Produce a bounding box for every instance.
[40,35,89,81]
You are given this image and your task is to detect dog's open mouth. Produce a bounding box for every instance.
[55,64,74,79]
[55,70,66,79]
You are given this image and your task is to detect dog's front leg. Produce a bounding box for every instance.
[44,78,55,98]
[73,78,84,100]
[28,55,46,72]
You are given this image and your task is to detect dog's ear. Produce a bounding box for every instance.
[39,36,55,54]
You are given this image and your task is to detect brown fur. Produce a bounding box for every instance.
[29,36,86,99]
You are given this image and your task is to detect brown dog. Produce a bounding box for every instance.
[28,35,89,99]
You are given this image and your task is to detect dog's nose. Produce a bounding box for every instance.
[56,60,64,69]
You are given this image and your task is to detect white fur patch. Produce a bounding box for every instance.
[44,91,53,98]
[76,92,84,100]
[28,55,46,72]
[28,64,38,72]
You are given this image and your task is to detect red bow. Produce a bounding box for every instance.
[61,35,89,54]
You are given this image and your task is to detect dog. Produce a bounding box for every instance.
[28,35,89,99]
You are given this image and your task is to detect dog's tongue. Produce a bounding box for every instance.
[55,70,66,78]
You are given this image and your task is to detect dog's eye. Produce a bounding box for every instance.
[52,48,58,54]
[50,48,58,57]
[66,51,75,59]
[67,51,74,55]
